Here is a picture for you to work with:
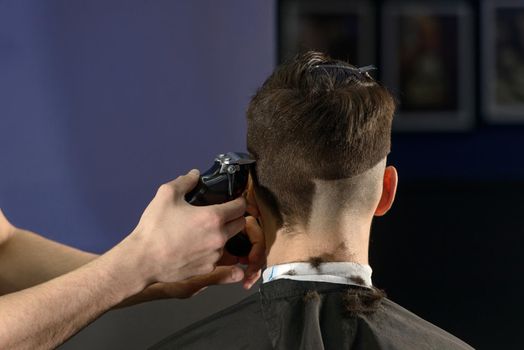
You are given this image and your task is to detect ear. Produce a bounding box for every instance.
[245,175,260,218]
[374,166,398,217]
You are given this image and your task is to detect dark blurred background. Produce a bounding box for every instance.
[1,0,523,349]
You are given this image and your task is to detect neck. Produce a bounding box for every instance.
[263,217,372,267]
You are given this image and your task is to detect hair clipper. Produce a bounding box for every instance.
[185,152,255,256]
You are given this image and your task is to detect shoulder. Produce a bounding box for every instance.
[149,292,272,350]
[363,298,474,350]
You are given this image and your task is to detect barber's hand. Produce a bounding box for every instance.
[121,214,265,306]
[151,265,244,299]
[122,222,265,307]
[118,265,245,307]
[147,216,266,300]
[217,215,266,290]
[126,169,247,286]
[218,191,266,290]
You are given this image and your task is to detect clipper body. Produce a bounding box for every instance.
[185,152,255,256]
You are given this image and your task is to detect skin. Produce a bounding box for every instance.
[246,161,398,267]
[0,169,265,350]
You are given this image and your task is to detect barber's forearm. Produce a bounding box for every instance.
[0,172,250,348]
[0,238,148,350]
[0,228,97,295]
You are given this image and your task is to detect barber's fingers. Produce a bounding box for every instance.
[242,216,266,289]
[196,265,245,286]
[222,216,247,240]
[161,266,245,299]
[243,270,262,290]
[213,197,247,223]
[198,266,244,295]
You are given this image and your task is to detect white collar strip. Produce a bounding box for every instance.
[262,262,373,288]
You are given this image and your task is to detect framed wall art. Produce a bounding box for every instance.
[482,0,524,122]
[382,1,474,131]
[278,0,375,67]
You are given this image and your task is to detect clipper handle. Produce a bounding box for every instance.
[184,152,254,257]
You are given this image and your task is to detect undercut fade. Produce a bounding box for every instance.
[247,51,395,228]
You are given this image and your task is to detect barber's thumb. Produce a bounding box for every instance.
[187,169,200,177]
[173,169,200,194]
[186,169,200,185]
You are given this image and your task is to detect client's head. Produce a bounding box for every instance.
[246,51,397,264]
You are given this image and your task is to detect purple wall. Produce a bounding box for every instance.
[0,0,275,253]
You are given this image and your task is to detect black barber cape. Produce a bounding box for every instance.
[150,279,473,350]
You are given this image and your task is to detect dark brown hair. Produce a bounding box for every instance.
[247,51,395,228]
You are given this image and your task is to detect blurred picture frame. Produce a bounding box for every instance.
[482,0,524,122]
[382,1,474,131]
[278,0,375,66]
